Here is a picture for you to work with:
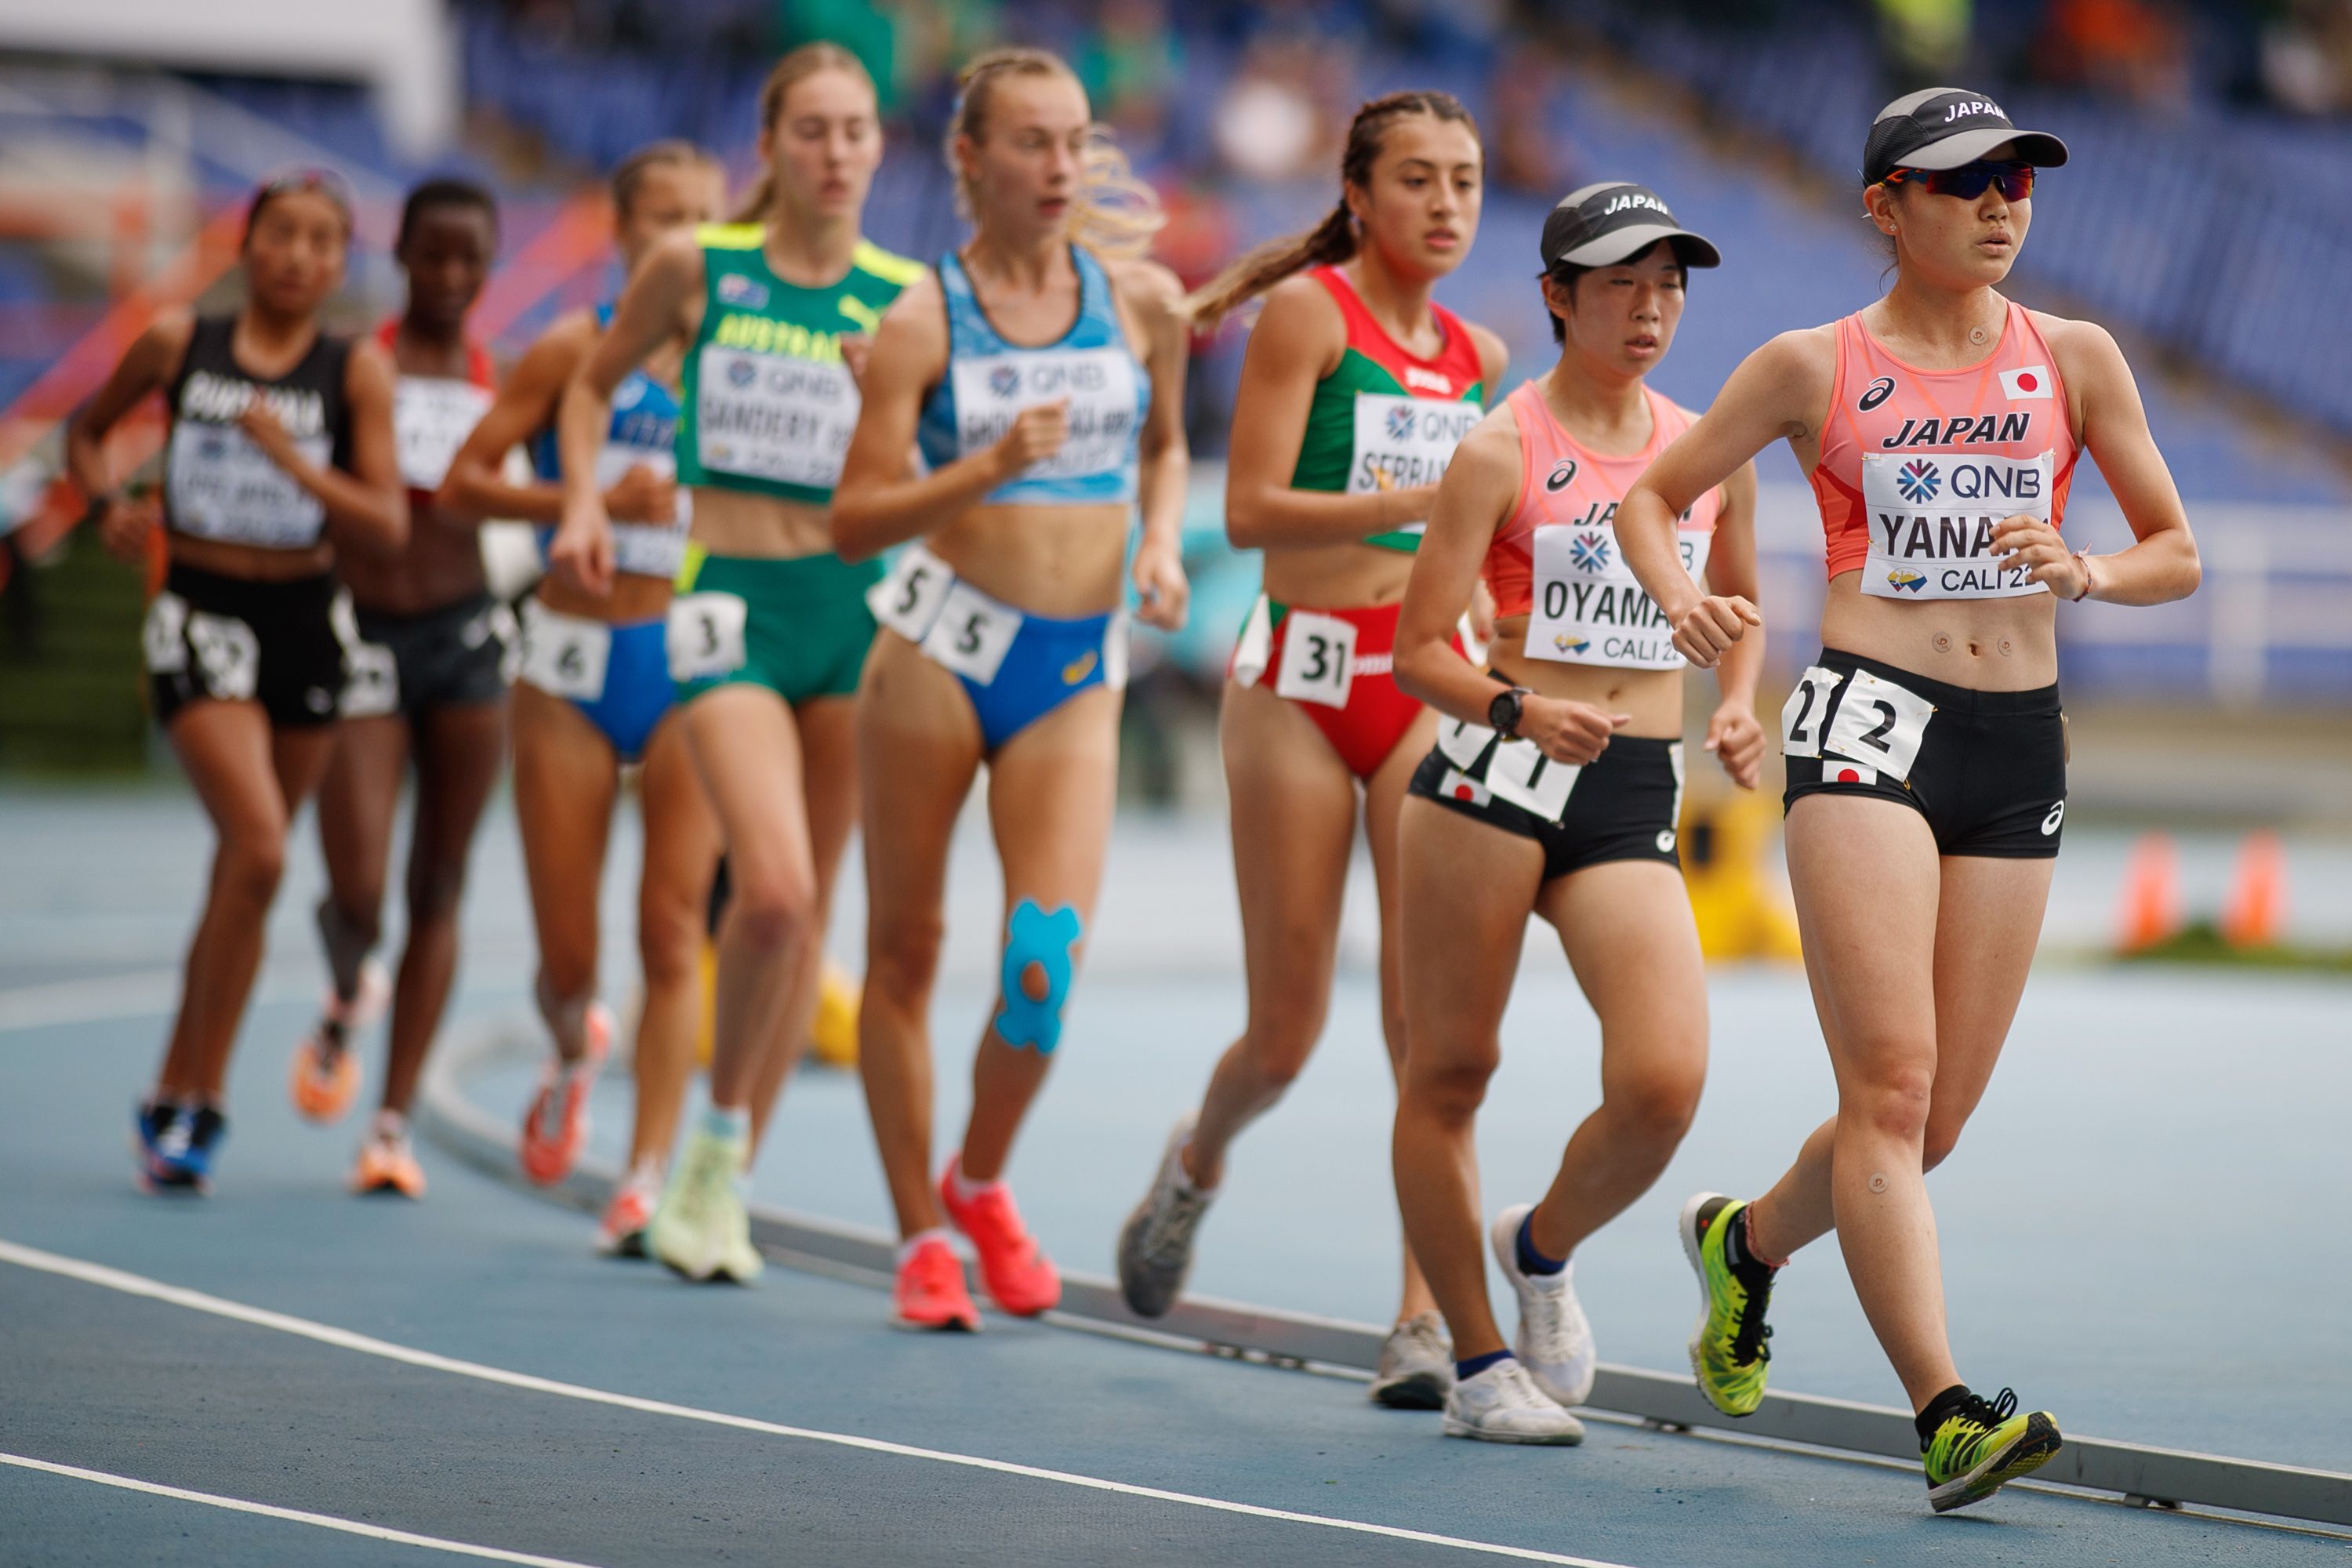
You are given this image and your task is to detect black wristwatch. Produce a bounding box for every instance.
[1487,684,1530,739]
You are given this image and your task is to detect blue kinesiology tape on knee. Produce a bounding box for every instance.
[995,900,1083,1054]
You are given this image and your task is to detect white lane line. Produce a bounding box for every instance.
[0,1237,1633,1568]
[0,1451,607,1568]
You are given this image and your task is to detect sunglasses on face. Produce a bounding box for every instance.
[1882,160,2035,202]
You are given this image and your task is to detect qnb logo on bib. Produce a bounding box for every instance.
[1347,392,1478,496]
[1860,449,2054,601]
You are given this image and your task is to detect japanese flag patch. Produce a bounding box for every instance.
[1999,365,2053,400]
[1822,758,1879,787]
[1439,768,1491,808]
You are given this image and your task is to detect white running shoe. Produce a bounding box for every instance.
[1368,1311,1454,1410]
[648,1128,760,1284]
[1443,1357,1586,1445]
[1489,1203,1598,1407]
[1116,1112,1215,1318]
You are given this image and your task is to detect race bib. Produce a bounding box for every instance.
[695,346,862,491]
[187,612,260,702]
[867,546,953,642]
[1429,717,1579,824]
[1779,664,1845,759]
[593,445,691,579]
[165,423,330,548]
[1273,609,1356,709]
[340,640,400,717]
[920,579,1023,684]
[393,377,493,492]
[1523,523,1709,670]
[519,602,612,701]
[666,591,749,683]
[1821,667,1936,783]
[1860,450,2053,601]
[951,348,1138,485]
[143,591,189,674]
[1348,392,1478,499]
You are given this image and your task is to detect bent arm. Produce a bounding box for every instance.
[65,314,191,503]
[314,342,408,552]
[2059,321,2200,606]
[830,279,1005,561]
[1394,416,1517,724]
[439,319,586,524]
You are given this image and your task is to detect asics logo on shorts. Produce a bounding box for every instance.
[2041,800,2064,836]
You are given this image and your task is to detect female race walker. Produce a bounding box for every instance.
[289,178,509,1198]
[1617,90,2198,1511]
[66,170,405,1192]
[440,142,725,1250]
[554,45,921,1282]
[834,47,1190,1330]
[1392,183,1759,1444]
[1114,91,1508,1409]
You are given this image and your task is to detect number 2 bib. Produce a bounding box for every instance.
[1860,450,2051,601]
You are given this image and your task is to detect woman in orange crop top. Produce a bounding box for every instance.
[1387,181,1762,1444]
[1110,92,1508,1411]
[1617,89,2200,1512]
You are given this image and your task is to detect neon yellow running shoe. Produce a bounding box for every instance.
[1679,1192,1775,1417]
[1923,1388,2062,1513]
[648,1127,762,1284]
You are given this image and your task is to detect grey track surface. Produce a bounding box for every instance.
[5,786,2350,1566]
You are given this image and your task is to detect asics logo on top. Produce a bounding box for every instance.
[2041,800,2065,835]
[1546,459,1579,492]
[1858,376,1896,412]
[1402,366,1454,394]
[1944,98,2004,122]
[1896,459,1940,503]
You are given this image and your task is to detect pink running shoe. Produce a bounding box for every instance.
[518,1003,612,1186]
[892,1234,980,1332]
[938,1157,1061,1316]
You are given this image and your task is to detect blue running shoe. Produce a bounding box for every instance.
[136,1100,225,1193]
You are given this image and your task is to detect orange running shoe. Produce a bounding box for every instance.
[892,1234,980,1332]
[597,1163,661,1257]
[290,960,388,1124]
[938,1158,1061,1316]
[518,1003,612,1187]
[350,1123,426,1199]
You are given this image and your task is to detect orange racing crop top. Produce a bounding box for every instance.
[1484,380,1721,672]
[1810,301,2079,599]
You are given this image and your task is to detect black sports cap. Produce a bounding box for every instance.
[1864,88,2069,186]
[1540,182,1721,272]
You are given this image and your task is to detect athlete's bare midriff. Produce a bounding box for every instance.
[165,530,334,582]
[344,504,488,615]
[687,487,836,559]
[927,501,1131,619]
[1258,538,1414,612]
[1818,571,2060,690]
[1490,621,1685,738]
[536,570,672,624]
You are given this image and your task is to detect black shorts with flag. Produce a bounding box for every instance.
[142,561,348,730]
[1780,647,2066,858]
[1408,724,1684,882]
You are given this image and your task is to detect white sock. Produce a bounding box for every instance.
[896,1227,951,1267]
[370,1109,407,1143]
[948,1160,1000,1204]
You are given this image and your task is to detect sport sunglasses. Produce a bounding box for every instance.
[1881,160,2035,201]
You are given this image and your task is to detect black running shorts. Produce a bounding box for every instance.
[341,591,515,720]
[143,561,347,730]
[1780,648,2066,858]
[1408,722,1684,881]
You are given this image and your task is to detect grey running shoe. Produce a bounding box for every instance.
[1116,1113,1214,1318]
[1369,1311,1454,1410]
[1443,1358,1585,1445]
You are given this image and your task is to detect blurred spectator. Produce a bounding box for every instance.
[2259,0,2352,114]
[1488,49,1577,196]
[2037,0,2194,109]
[1873,0,1969,82]
[1212,38,1348,180]
[1076,0,1182,160]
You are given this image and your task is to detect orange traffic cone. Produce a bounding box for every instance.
[2220,831,2288,949]
[2116,831,2185,953]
